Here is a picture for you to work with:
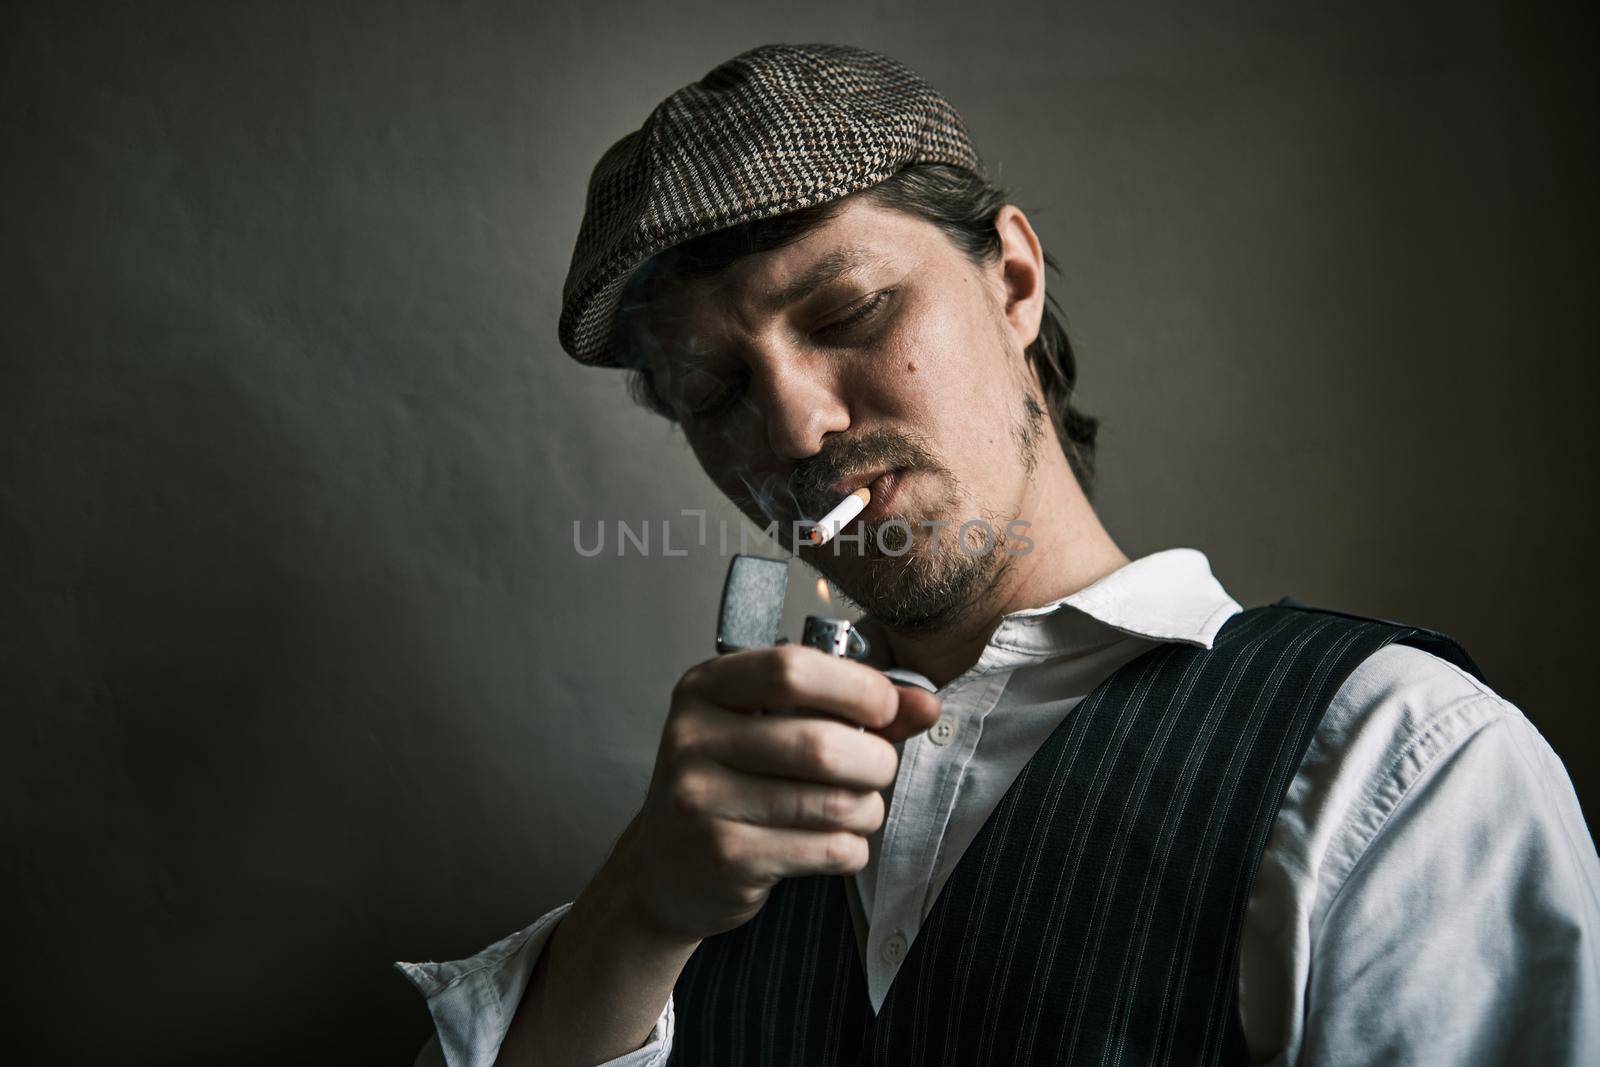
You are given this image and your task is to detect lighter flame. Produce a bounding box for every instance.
[816,578,831,605]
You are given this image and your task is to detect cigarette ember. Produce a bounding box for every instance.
[806,487,871,546]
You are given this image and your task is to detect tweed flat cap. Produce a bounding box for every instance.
[558,43,985,368]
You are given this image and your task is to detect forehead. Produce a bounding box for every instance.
[632,198,937,358]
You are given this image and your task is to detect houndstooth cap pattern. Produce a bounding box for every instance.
[558,43,985,367]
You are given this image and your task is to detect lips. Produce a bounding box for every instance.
[829,466,889,499]
[857,469,904,525]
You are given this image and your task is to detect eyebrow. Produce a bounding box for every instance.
[644,246,892,369]
[754,247,888,314]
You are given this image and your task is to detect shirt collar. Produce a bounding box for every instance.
[870,547,1243,688]
[1007,547,1241,647]
[951,547,1243,681]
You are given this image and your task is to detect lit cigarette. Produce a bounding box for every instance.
[806,487,872,546]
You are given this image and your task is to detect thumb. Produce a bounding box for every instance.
[872,684,942,743]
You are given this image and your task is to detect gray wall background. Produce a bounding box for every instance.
[3,1,1595,1062]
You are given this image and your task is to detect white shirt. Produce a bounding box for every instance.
[397,548,1600,1066]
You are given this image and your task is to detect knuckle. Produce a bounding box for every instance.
[663,719,700,758]
[821,787,852,824]
[672,662,710,705]
[861,790,886,831]
[797,724,839,775]
[873,738,899,786]
[707,823,744,873]
[776,787,804,828]
[797,786,839,827]
[769,645,812,697]
[670,771,708,818]
[731,882,766,909]
[824,832,866,873]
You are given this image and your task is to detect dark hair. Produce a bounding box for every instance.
[615,163,1100,495]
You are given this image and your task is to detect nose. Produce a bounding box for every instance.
[755,359,851,461]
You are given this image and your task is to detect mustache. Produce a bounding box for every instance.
[786,428,945,518]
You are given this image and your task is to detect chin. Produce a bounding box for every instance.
[822,531,1011,635]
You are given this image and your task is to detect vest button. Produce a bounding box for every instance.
[880,931,908,964]
[928,716,958,746]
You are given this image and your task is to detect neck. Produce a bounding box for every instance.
[866,449,1129,688]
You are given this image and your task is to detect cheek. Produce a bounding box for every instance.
[851,293,961,421]
[863,288,1017,441]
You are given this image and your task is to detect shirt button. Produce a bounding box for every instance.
[880,931,908,965]
[928,716,958,746]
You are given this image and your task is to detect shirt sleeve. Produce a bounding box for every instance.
[1300,700,1600,1066]
[394,901,675,1067]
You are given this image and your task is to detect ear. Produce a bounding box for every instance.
[991,205,1047,353]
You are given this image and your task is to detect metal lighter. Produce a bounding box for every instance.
[799,616,870,660]
[715,555,789,654]
[800,616,871,732]
[713,557,876,729]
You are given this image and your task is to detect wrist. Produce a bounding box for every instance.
[591,821,702,954]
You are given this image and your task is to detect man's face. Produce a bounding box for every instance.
[636,197,1049,632]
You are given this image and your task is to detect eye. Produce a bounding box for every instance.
[682,372,747,420]
[816,289,894,339]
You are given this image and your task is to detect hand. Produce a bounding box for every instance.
[608,644,942,946]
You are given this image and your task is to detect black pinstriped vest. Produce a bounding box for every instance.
[665,599,1483,1066]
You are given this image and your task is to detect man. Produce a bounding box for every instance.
[397,43,1600,1065]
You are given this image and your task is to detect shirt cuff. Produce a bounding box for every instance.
[395,901,675,1067]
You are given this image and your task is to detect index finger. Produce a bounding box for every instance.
[687,645,900,729]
